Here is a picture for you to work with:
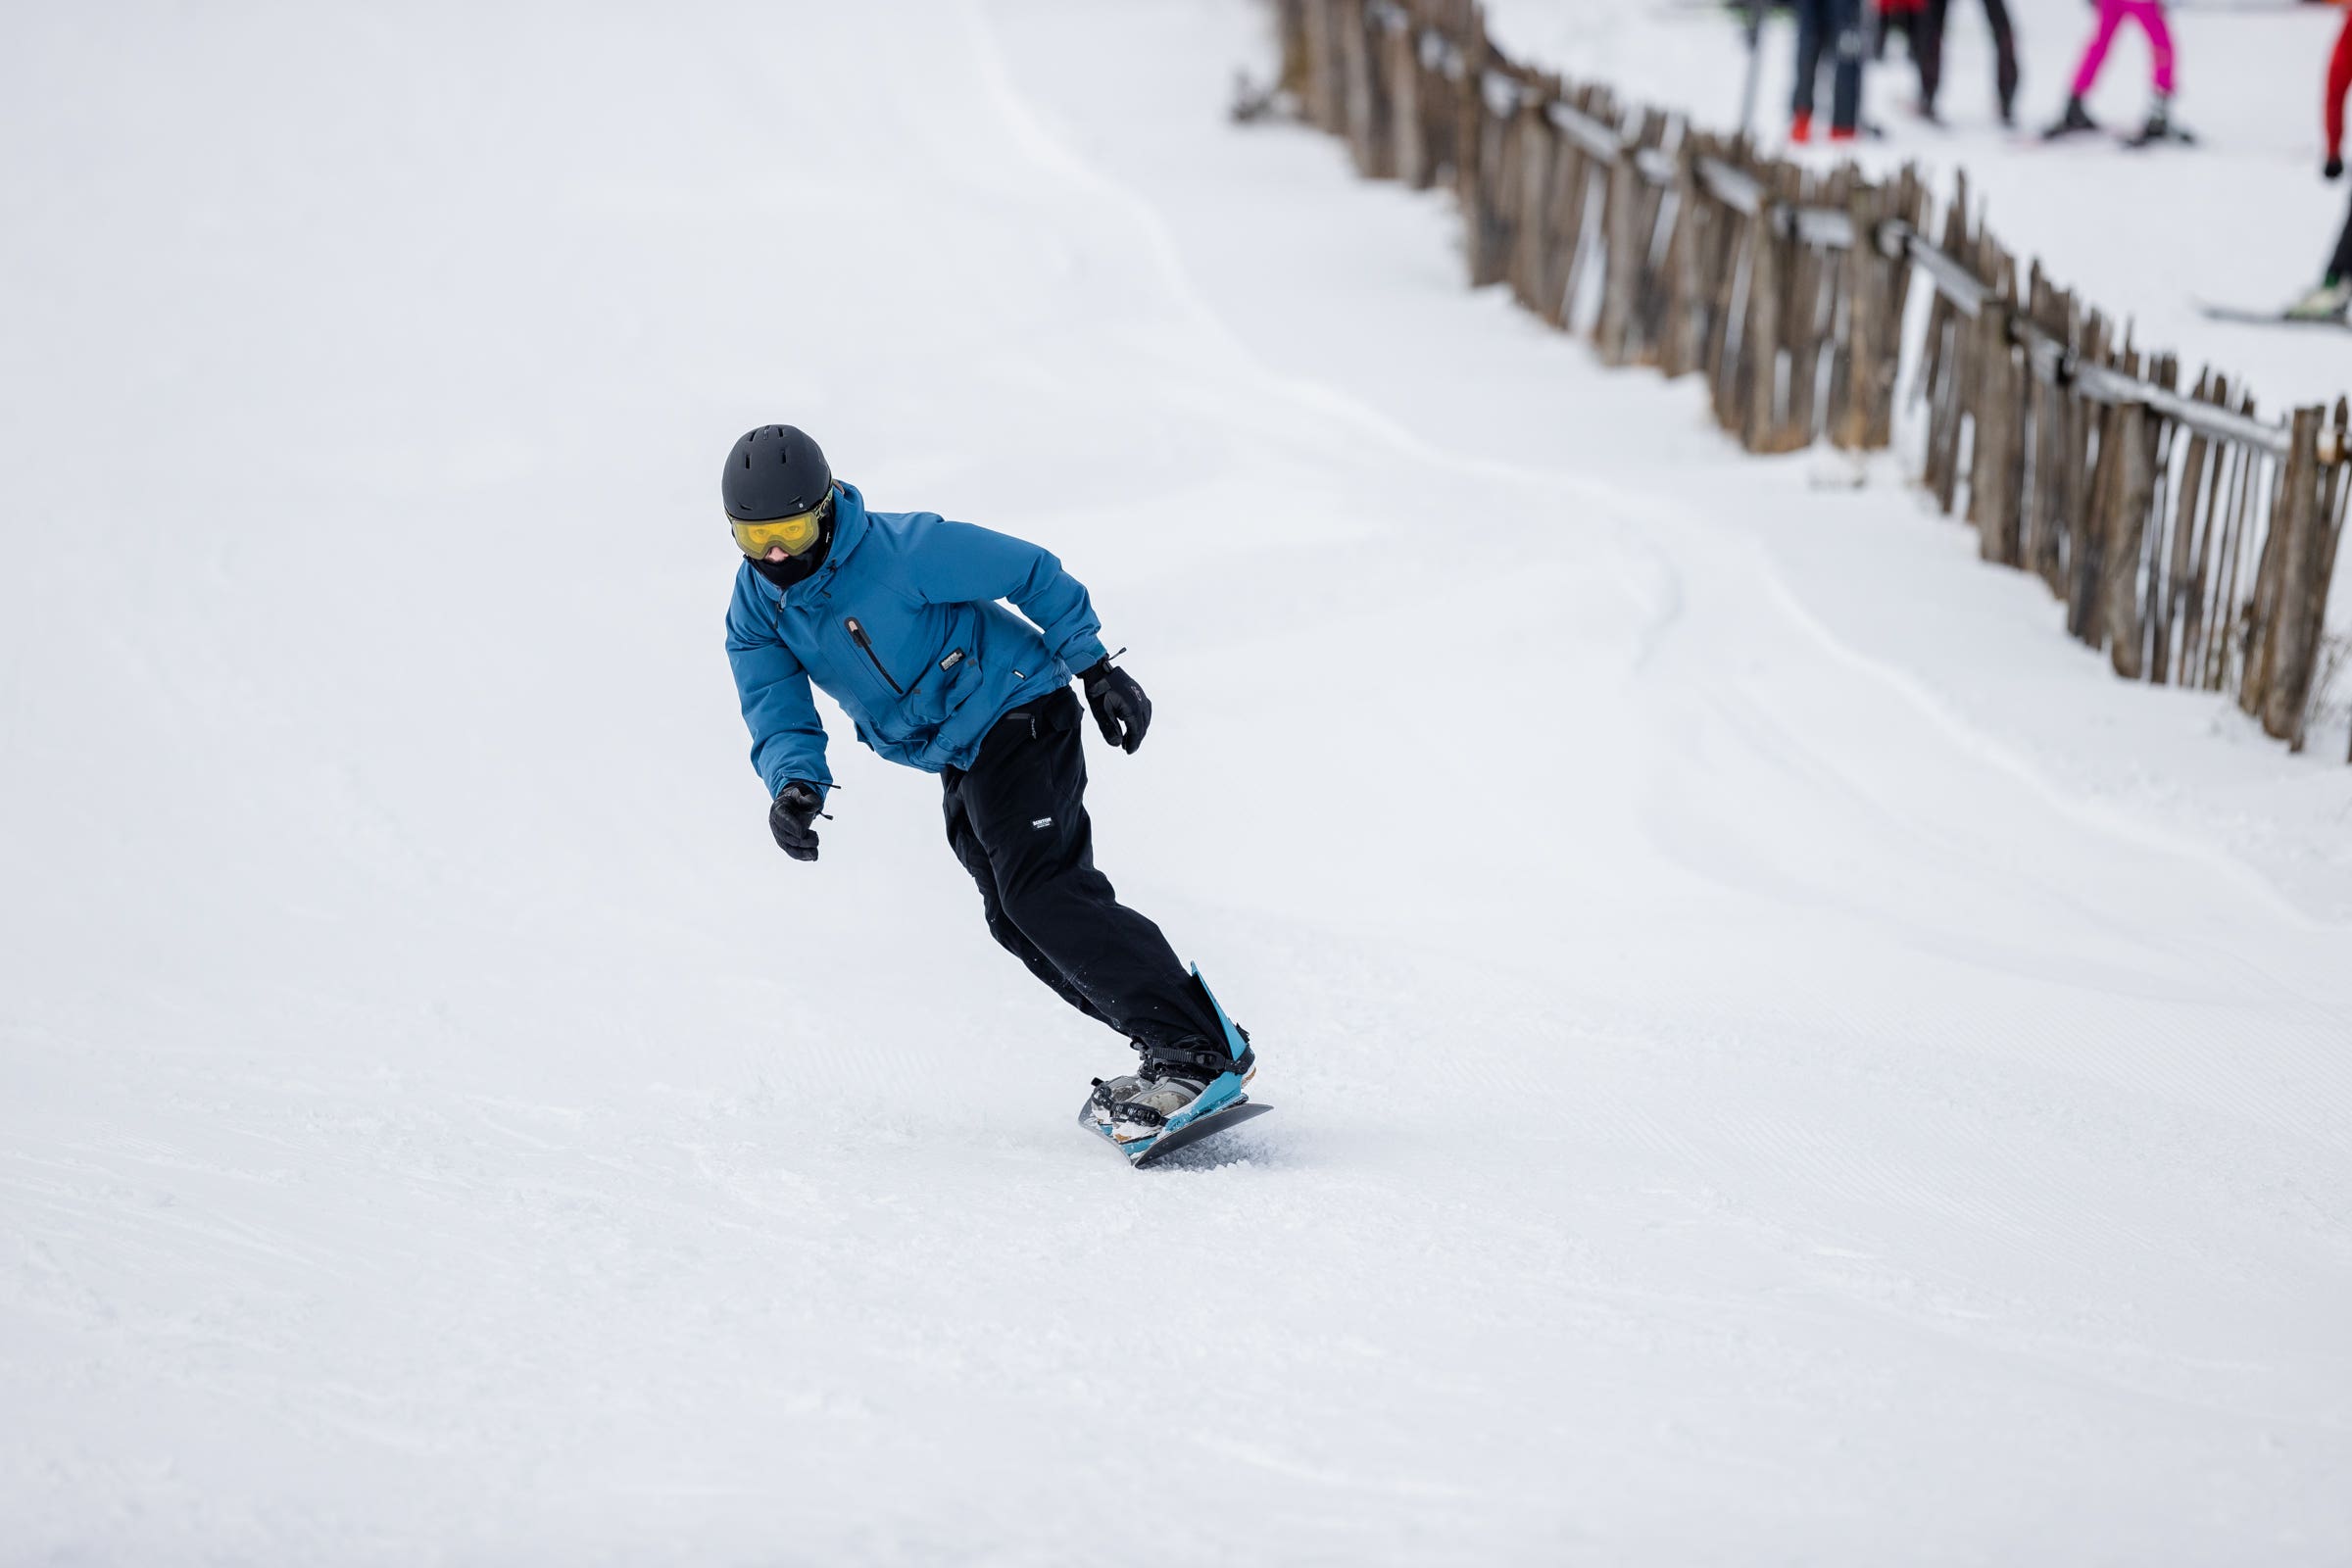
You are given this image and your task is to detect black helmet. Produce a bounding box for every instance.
[723,424,832,520]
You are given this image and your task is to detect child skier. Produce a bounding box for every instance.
[2285,3,2352,320]
[2045,0,2191,145]
[718,425,1256,1152]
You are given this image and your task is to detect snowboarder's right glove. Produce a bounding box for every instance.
[768,781,824,862]
[2328,156,2345,181]
[1079,659,1151,755]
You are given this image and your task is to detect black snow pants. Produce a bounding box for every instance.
[1921,0,2020,119]
[1792,0,1865,133]
[940,687,1225,1059]
[2329,190,2352,285]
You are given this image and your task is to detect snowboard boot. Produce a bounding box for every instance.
[1101,1070,1216,1146]
[2042,95,2097,140]
[1085,1034,1256,1147]
[2284,277,2352,321]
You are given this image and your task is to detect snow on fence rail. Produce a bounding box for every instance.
[1255,0,2352,759]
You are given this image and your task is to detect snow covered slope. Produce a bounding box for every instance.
[4,1,2349,1562]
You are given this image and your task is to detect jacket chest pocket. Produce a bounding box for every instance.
[841,611,985,730]
[843,615,907,697]
[902,643,984,728]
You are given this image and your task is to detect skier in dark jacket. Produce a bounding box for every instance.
[719,425,1256,1150]
[2287,5,2352,320]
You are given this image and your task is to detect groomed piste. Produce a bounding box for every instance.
[3,2,2349,1561]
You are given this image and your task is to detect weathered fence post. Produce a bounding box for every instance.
[1705,142,1754,438]
[1337,0,1395,177]
[1774,165,1838,449]
[1740,165,1788,452]
[1593,112,1650,365]
[1628,114,1677,367]
[1385,6,1428,186]
[2154,372,2214,687]
[1303,0,1346,133]
[2099,392,2158,679]
[1452,11,1491,277]
[1507,87,1557,316]
[1657,137,1713,378]
[1968,275,2025,565]
[1831,180,1883,451]
[1871,168,1924,452]
[2259,407,2327,741]
[1536,86,1601,328]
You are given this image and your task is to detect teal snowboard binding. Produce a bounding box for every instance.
[1081,967,1268,1167]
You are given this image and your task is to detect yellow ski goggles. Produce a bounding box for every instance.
[728,490,834,558]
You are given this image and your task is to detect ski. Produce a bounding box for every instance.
[2196,303,2351,331]
[1082,1098,1274,1168]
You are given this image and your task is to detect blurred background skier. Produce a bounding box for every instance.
[1900,0,2021,126]
[1873,0,1934,114]
[1791,0,1866,141]
[2046,0,2191,144]
[2285,1,2352,320]
[718,425,1255,1148]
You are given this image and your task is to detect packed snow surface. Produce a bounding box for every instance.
[5,2,2351,1563]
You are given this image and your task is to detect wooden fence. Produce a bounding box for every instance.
[1263,0,2352,759]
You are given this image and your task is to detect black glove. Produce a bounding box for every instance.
[2328,156,2344,181]
[768,781,824,862]
[1079,660,1151,755]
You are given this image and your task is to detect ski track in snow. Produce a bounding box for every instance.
[4,1,2351,1563]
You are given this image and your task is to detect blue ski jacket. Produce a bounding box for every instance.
[724,483,1108,798]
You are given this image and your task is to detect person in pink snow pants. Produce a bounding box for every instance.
[2045,0,2189,143]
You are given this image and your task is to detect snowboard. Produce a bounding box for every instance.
[1082,1098,1273,1168]
[2196,303,2351,331]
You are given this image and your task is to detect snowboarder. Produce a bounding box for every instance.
[718,425,1257,1152]
[2285,3,2352,321]
[2045,0,2190,145]
[1792,0,1868,142]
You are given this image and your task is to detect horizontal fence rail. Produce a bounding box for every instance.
[1260,0,2352,758]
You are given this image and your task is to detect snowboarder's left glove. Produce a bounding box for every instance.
[2328,156,2345,181]
[1080,660,1151,755]
[768,781,825,862]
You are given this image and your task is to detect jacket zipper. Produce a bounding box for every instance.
[844,616,906,696]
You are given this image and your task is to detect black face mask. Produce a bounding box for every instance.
[748,505,836,589]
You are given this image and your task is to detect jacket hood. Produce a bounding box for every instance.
[798,482,870,597]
